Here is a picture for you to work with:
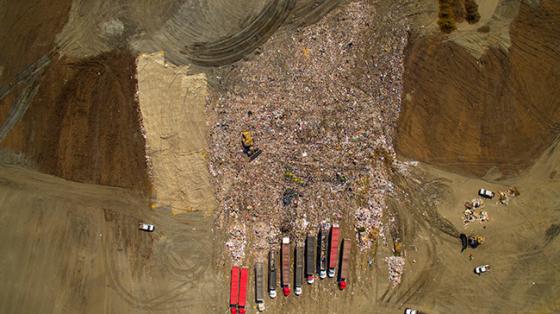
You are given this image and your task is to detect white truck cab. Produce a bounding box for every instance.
[404,308,418,314]
[138,223,155,232]
[474,264,491,275]
[478,189,495,199]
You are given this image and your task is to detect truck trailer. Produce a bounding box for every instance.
[268,250,277,298]
[318,225,329,279]
[294,245,304,296]
[305,235,316,284]
[255,262,265,311]
[229,266,240,314]
[328,224,341,278]
[281,237,291,296]
[338,238,351,290]
[238,267,249,314]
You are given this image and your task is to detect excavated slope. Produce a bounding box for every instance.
[396,0,560,177]
[0,51,150,193]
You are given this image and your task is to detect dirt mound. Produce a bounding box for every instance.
[0,50,150,193]
[396,0,560,177]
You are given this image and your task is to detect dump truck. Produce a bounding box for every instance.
[318,225,329,279]
[268,250,277,298]
[305,235,316,284]
[294,245,304,296]
[338,238,351,290]
[229,267,240,314]
[281,237,291,296]
[328,224,341,278]
[255,262,265,311]
[238,267,249,314]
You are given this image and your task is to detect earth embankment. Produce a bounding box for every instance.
[396,0,560,177]
[0,50,150,193]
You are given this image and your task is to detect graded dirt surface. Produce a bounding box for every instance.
[396,0,560,178]
[137,52,216,214]
[0,164,225,314]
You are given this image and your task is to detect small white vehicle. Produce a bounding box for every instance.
[478,189,495,199]
[294,287,302,296]
[404,308,418,314]
[269,289,276,298]
[138,223,155,232]
[319,270,327,279]
[474,264,491,275]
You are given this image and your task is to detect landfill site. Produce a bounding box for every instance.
[1,0,559,313]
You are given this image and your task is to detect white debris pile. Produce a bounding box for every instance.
[463,197,490,224]
[386,256,405,286]
[225,224,247,265]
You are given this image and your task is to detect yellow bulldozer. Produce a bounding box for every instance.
[241,131,262,161]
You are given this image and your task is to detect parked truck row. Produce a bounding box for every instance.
[229,224,351,312]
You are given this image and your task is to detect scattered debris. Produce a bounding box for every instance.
[498,186,520,205]
[386,256,405,286]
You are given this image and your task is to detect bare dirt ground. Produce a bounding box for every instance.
[136,52,217,214]
[0,164,225,314]
[396,0,560,178]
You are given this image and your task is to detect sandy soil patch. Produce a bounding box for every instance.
[136,52,216,214]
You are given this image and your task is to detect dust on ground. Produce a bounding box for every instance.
[136,52,217,214]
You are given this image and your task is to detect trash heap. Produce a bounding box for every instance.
[463,198,489,225]
[498,186,520,206]
[385,256,405,287]
[208,0,410,275]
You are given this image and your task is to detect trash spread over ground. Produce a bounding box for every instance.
[208,0,411,266]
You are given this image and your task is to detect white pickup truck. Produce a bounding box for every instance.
[478,189,495,199]
[474,264,491,275]
[138,223,155,232]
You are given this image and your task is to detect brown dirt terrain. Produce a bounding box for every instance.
[0,0,72,86]
[396,0,560,178]
[0,50,150,193]
[0,164,225,314]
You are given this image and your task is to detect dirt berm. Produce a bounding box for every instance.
[396,0,560,177]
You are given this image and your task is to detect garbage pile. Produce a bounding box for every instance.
[385,255,405,287]
[498,186,520,206]
[463,198,489,225]
[208,0,411,285]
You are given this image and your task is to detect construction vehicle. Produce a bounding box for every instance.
[318,225,329,279]
[241,131,262,161]
[238,267,249,314]
[255,262,265,311]
[294,245,304,296]
[281,237,291,296]
[305,235,316,284]
[338,238,351,290]
[468,235,485,248]
[268,250,277,298]
[328,224,341,278]
[229,267,240,314]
